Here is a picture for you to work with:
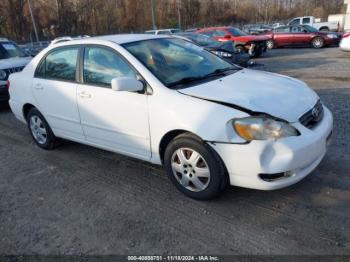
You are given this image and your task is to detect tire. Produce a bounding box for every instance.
[312,37,325,48]
[26,108,59,150]
[266,39,274,49]
[164,133,227,200]
[319,27,329,32]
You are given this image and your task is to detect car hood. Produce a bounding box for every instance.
[0,57,32,70]
[178,69,319,122]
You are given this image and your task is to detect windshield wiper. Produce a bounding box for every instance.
[167,67,241,88]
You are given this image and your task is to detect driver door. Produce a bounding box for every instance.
[76,46,151,160]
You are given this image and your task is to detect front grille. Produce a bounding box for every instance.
[299,100,324,129]
[4,66,24,80]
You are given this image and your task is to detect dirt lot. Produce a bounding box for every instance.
[0,47,349,255]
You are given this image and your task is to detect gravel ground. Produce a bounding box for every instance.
[0,47,349,255]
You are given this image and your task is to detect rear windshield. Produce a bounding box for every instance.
[0,42,27,59]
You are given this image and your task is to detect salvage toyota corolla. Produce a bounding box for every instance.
[8,34,333,200]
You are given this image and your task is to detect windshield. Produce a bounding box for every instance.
[227,27,247,36]
[0,42,27,59]
[303,25,318,33]
[179,33,222,47]
[123,38,239,89]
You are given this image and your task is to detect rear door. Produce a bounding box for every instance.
[273,26,293,46]
[32,46,85,140]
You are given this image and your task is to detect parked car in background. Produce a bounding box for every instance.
[8,34,333,200]
[19,41,50,56]
[287,16,339,32]
[174,32,253,67]
[340,31,350,51]
[196,27,270,58]
[263,25,341,49]
[0,38,31,104]
[242,24,273,35]
[145,29,181,35]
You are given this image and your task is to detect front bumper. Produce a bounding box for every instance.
[209,106,333,190]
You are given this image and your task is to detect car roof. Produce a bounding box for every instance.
[52,34,168,47]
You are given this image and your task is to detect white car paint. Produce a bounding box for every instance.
[8,34,333,191]
[340,32,350,51]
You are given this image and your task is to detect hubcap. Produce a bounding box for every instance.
[171,148,210,192]
[314,39,323,47]
[29,116,47,145]
[267,40,273,49]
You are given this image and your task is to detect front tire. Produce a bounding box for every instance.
[312,37,325,48]
[266,39,274,49]
[27,108,59,150]
[164,134,227,200]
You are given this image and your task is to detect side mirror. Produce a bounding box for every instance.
[224,34,231,39]
[303,30,308,33]
[111,77,144,92]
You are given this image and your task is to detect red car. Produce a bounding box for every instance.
[196,26,270,58]
[263,25,341,49]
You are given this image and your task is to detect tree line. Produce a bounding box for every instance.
[0,0,346,42]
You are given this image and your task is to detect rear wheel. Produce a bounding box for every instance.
[27,108,59,150]
[164,134,227,200]
[312,37,325,48]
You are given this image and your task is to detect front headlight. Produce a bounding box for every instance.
[233,116,299,141]
[0,70,7,80]
[211,50,233,58]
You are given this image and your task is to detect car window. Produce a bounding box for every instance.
[275,26,291,33]
[302,17,310,24]
[83,46,136,86]
[201,30,214,37]
[0,42,27,59]
[226,27,247,36]
[212,30,227,37]
[291,26,302,33]
[289,19,300,25]
[43,47,78,81]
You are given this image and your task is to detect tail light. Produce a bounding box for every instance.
[6,80,10,91]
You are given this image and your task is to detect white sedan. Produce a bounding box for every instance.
[8,34,333,200]
[340,32,350,51]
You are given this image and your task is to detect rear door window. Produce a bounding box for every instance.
[35,47,79,81]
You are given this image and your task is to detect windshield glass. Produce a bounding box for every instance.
[227,27,247,36]
[0,42,26,59]
[303,25,318,33]
[123,38,239,89]
[179,33,222,47]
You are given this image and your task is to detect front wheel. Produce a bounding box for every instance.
[266,39,274,49]
[164,134,227,200]
[312,37,325,48]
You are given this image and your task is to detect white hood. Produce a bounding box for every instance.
[178,69,319,122]
[0,57,32,70]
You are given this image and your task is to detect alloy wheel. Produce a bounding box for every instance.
[29,115,47,145]
[171,148,210,192]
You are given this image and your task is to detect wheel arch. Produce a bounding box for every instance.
[22,103,36,120]
[158,129,203,164]
[319,26,329,31]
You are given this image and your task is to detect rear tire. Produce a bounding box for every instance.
[312,37,325,48]
[164,133,227,200]
[26,108,59,150]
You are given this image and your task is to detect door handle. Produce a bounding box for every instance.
[78,91,92,99]
[34,83,43,90]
